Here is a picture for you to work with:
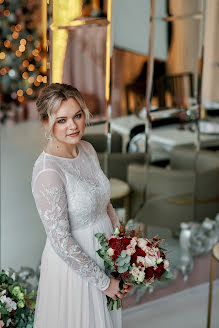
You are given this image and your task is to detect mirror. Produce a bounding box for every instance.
[1,1,219,318]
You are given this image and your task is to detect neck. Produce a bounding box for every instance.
[45,140,79,158]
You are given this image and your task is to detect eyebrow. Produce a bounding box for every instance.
[56,109,82,120]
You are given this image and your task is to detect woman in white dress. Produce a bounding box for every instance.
[31,83,132,328]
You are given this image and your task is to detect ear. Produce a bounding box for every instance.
[41,119,49,130]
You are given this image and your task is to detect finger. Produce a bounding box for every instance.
[126,282,133,286]
[116,292,123,299]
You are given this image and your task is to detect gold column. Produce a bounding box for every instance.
[105,0,112,109]
[52,0,82,83]
[41,0,47,75]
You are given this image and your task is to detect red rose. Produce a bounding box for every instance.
[130,253,138,265]
[144,267,154,280]
[136,247,146,257]
[154,263,166,279]
[121,237,131,248]
[109,238,118,249]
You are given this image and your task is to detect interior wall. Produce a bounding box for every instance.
[112,0,168,60]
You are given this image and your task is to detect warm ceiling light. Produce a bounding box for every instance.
[12,32,19,39]
[20,39,27,45]
[4,10,10,17]
[26,88,33,95]
[15,50,22,57]
[17,89,24,97]
[19,45,25,52]
[18,96,24,102]
[15,24,21,31]
[28,76,34,83]
[22,60,29,67]
[4,40,11,48]
[0,52,6,59]
[42,76,47,83]
[28,64,35,71]
[37,75,43,82]
[22,72,29,79]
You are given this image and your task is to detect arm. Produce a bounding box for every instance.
[32,169,110,291]
[107,202,120,230]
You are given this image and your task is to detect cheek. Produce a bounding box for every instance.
[53,124,66,136]
[80,117,86,131]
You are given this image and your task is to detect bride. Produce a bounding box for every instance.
[31,83,133,328]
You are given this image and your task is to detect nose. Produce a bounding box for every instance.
[68,118,77,130]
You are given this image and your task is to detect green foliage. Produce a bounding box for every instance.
[0,269,36,327]
[115,251,131,274]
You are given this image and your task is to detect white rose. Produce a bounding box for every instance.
[137,271,145,283]
[137,256,146,267]
[130,237,138,247]
[137,238,147,249]
[0,295,6,304]
[131,267,140,280]
[163,259,169,268]
[107,248,114,256]
[126,245,136,256]
[145,254,156,268]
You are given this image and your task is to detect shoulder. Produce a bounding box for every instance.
[80,139,96,154]
[32,152,65,192]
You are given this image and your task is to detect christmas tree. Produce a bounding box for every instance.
[0,0,47,121]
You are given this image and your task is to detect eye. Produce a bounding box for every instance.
[57,119,65,124]
[75,113,82,119]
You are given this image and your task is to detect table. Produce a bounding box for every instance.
[111,115,219,160]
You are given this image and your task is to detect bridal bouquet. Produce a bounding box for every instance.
[95,223,170,310]
[0,269,35,327]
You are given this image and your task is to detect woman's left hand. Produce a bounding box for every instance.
[120,282,134,297]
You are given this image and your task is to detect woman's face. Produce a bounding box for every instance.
[51,97,86,145]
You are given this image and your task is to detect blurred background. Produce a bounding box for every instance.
[1,0,219,327]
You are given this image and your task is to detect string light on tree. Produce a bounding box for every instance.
[0,0,48,115]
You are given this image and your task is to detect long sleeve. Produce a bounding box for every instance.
[107,202,120,230]
[32,168,110,291]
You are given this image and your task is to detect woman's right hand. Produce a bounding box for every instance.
[103,278,123,301]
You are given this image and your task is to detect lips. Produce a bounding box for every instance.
[68,132,79,137]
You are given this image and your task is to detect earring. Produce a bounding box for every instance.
[45,132,52,141]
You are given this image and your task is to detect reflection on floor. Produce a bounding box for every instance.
[122,280,219,328]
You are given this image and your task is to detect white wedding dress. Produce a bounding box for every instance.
[31,140,122,328]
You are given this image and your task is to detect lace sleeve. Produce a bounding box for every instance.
[107,202,120,230]
[32,168,110,291]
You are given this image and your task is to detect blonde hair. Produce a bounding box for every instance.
[36,83,91,140]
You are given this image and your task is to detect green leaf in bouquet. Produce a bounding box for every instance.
[118,265,129,273]
[0,307,8,315]
[104,261,111,268]
[96,249,104,259]
[159,270,173,281]
[124,255,131,264]
[115,258,125,266]
[120,250,126,258]
[28,290,35,299]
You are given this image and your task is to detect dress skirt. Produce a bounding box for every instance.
[33,215,122,328]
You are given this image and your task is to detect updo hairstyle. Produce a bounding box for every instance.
[36,83,90,140]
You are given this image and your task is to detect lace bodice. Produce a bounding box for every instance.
[31,140,119,291]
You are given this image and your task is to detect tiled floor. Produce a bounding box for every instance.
[122,280,219,328]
